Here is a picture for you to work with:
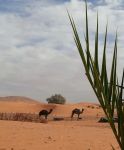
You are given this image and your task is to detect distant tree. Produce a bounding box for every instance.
[46,94,66,104]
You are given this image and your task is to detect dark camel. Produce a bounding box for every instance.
[39,109,53,119]
[71,108,84,120]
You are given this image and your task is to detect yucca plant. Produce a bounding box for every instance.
[68,1,124,149]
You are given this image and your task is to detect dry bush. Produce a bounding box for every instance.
[0,112,47,123]
[87,105,95,109]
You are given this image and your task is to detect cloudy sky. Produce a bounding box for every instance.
[0,0,124,102]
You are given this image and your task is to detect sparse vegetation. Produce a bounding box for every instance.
[68,0,124,149]
[46,94,66,104]
[0,112,47,123]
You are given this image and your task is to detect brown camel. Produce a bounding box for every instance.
[39,109,53,119]
[71,108,84,120]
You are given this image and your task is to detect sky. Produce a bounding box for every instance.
[0,0,124,103]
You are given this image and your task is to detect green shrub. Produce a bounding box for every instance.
[46,94,66,104]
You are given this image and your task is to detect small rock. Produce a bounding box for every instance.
[48,136,52,140]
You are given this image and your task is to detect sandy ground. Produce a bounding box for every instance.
[0,96,119,150]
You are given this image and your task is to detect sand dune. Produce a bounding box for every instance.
[0,96,40,103]
[0,96,103,117]
[0,96,119,150]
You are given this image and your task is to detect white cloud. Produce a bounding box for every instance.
[0,0,123,102]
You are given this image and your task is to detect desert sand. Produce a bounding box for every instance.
[0,96,119,150]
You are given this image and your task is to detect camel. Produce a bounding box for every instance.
[71,108,84,120]
[39,109,53,119]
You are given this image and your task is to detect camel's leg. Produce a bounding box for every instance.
[45,115,47,119]
[77,114,80,120]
